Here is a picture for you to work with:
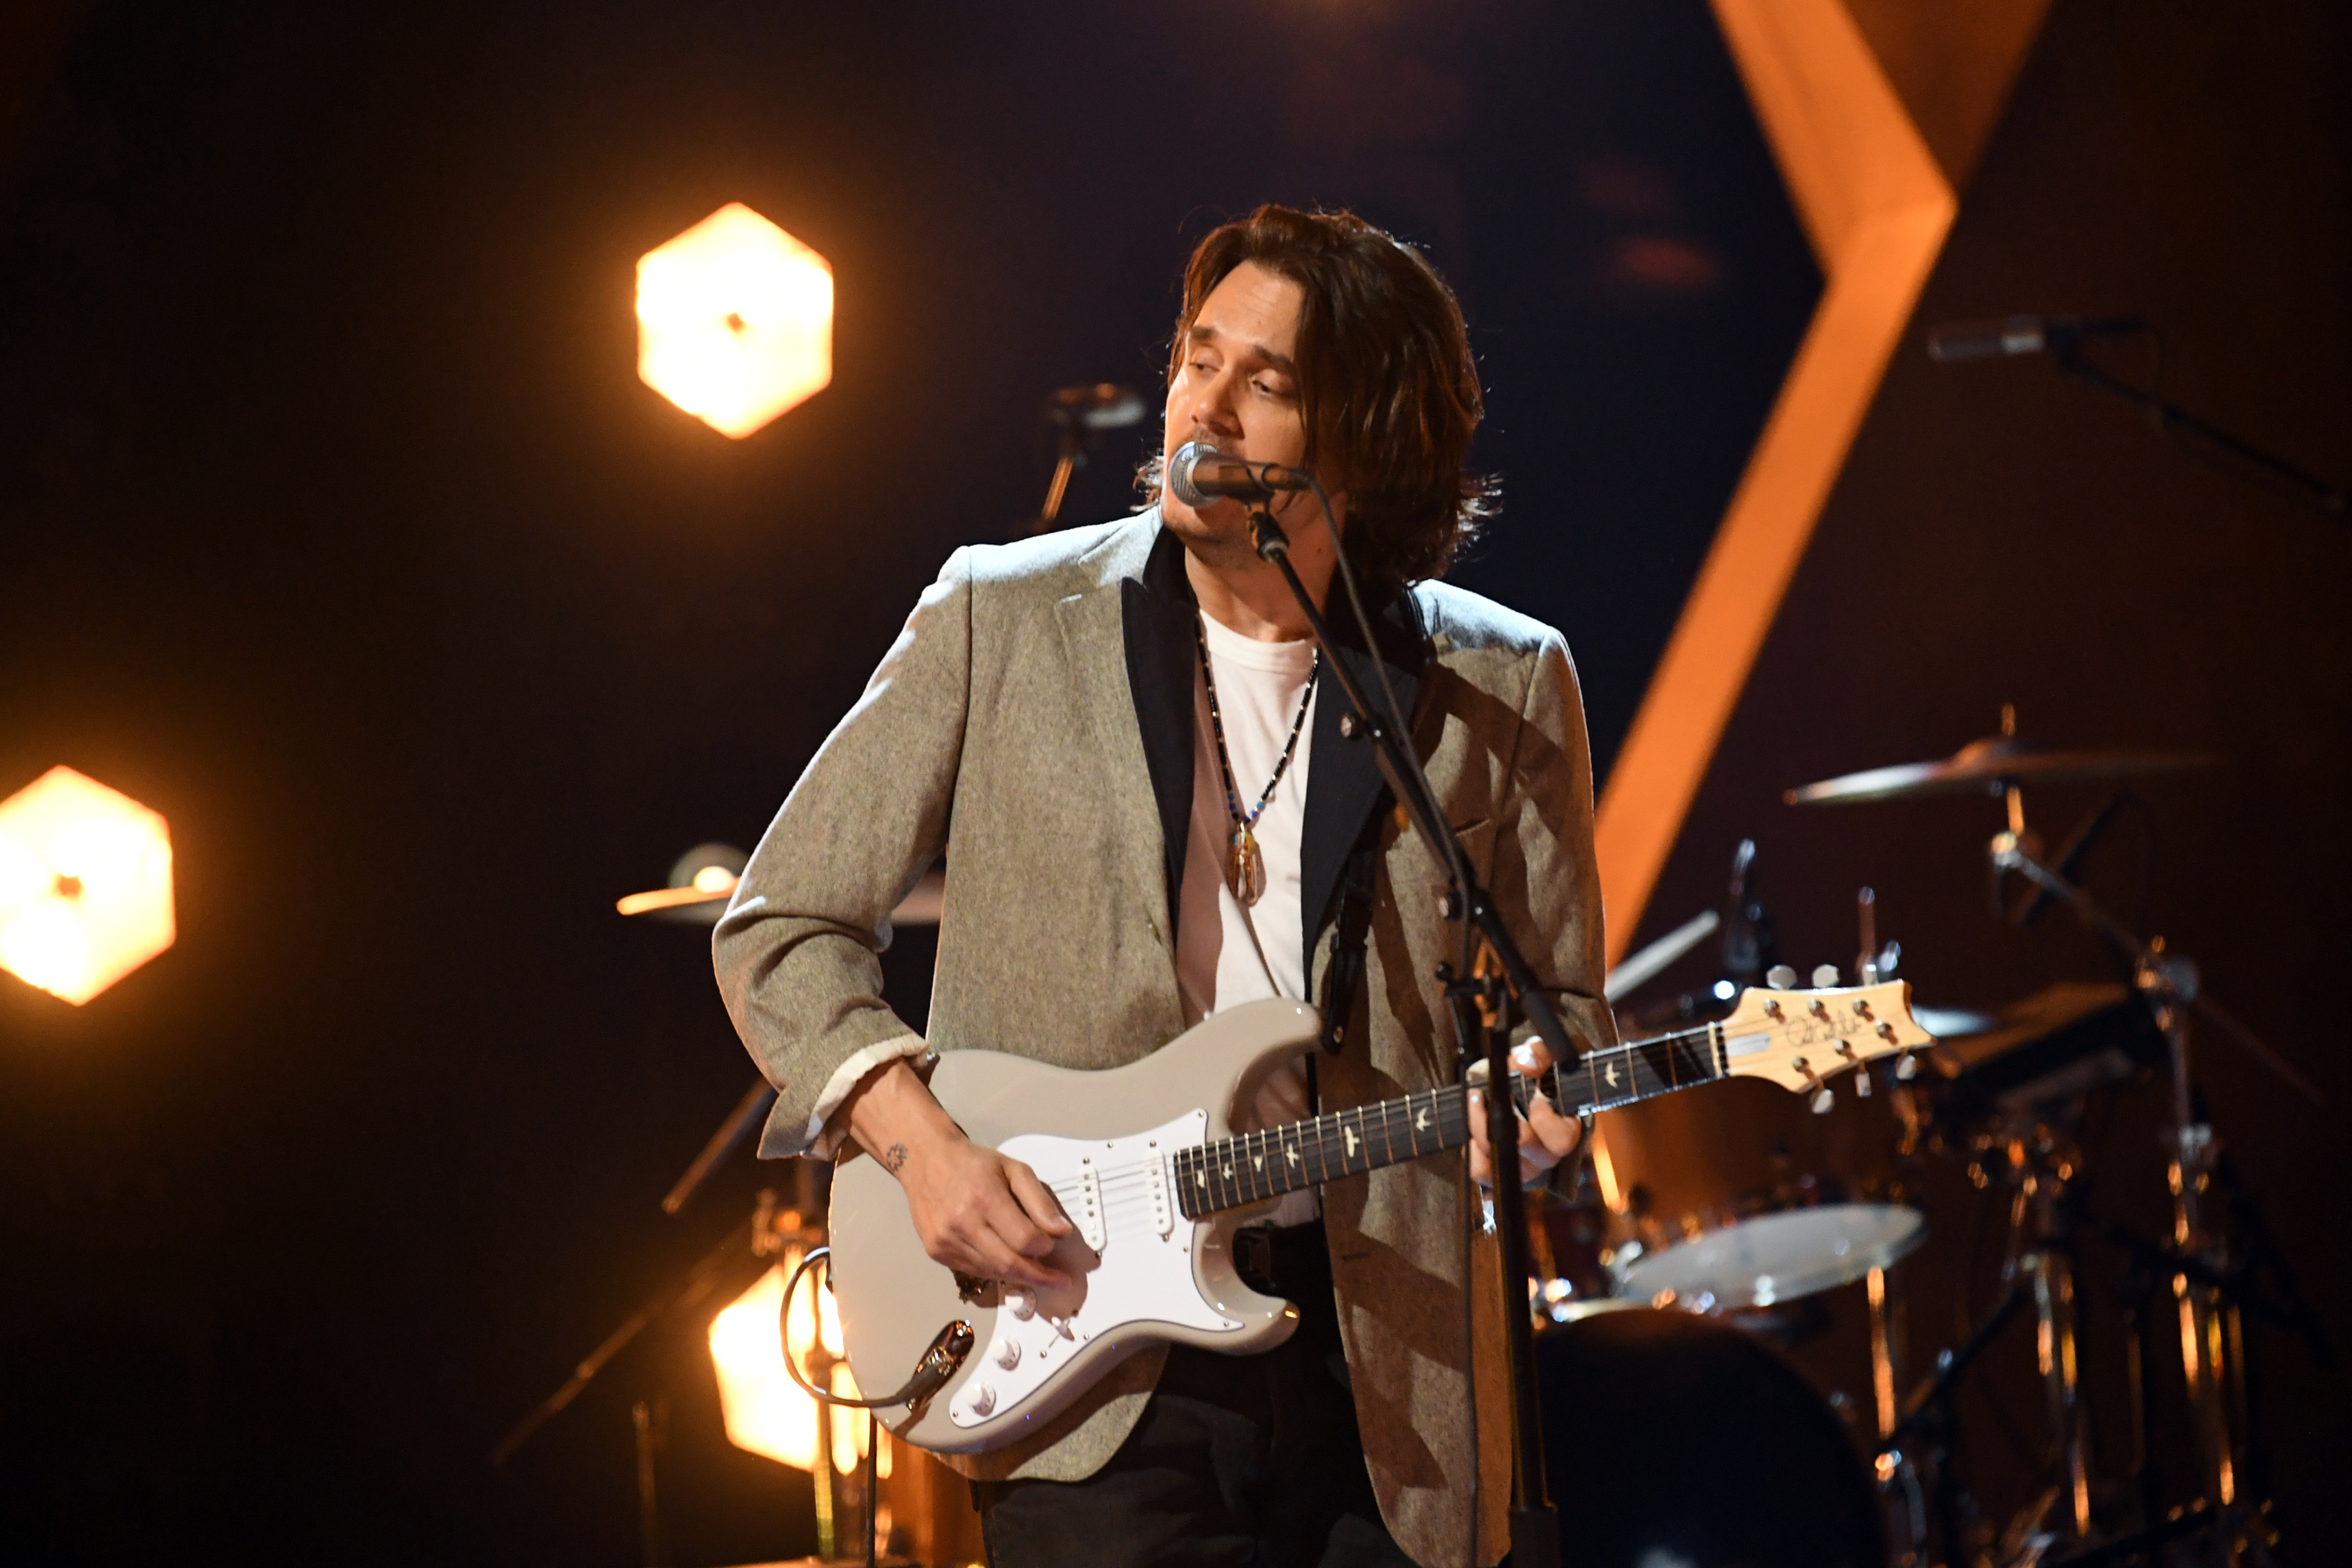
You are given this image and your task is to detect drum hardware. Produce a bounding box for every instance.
[495,1164,958,1566]
[489,1196,794,1469]
[1863,1105,2099,1568]
[1029,381,1145,533]
[664,1079,779,1216]
[1600,905,1719,1000]
[1929,982,2169,1125]
[1613,840,1776,1036]
[1990,814,2295,1564]
[1881,1277,2033,1556]
[1791,719,2309,1565]
[1722,836,1780,988]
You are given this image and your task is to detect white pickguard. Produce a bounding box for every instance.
[945,1110,1244,1429]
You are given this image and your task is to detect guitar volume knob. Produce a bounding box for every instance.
[1004,1291,1035,1321]
[993,1338,1021,1370]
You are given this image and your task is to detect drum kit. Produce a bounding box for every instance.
[1529,710,2310,1568]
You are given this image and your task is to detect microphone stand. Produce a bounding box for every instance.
[2040,325,2348,519]
[1245,499,1570,1568]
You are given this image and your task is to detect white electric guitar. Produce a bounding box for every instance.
[826,982,1934,1455]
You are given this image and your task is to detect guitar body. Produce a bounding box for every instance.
[828,998,1323,1454]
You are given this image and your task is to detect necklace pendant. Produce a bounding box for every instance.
[1228,825,1266,907]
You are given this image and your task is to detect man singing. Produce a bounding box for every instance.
[715,205,1612,1568]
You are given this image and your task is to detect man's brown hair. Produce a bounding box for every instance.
[1150,204,1496,596]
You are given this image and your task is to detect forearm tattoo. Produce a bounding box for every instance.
[883,1142,909,1174]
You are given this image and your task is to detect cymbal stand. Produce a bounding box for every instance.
[1988,805,2269,1565]
[1991,1108,2095,1555]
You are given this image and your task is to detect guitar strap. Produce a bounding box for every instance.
[1315,835,1383,1055]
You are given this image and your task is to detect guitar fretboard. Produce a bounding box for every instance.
[1552,1026,1724,1118]
[1170,1023,1729,1220]
[1172,1089,1468,1218]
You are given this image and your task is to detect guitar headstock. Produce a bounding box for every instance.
[1716,980,1935,1095]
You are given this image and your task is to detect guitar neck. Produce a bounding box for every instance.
[1171,1024,1728,1220]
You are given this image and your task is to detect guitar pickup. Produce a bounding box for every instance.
[1073,1156,1107,1253]
[1145,1153,1173,1238]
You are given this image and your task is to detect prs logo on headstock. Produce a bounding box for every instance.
[1716,980,1933,1103]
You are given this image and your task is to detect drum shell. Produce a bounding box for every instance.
[1591,1066,1921,1303]
[1538,1307,1884,1568]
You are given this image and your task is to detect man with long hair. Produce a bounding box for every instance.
[716,205,1611,1567]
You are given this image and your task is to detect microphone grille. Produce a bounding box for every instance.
[1167,441,1215,509]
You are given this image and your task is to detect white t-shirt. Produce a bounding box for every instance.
[1176,610,1322,1224]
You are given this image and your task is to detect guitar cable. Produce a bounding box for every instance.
[777,1244,977,1411]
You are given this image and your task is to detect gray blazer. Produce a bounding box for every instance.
[715,510,1613,1568]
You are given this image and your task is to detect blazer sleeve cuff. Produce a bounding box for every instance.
[802,1033,932,1160]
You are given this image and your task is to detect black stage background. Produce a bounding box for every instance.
[0,0,2343,1564]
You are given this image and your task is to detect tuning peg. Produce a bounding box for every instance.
[1835,1040,1869,1100]
[1895,1052,1919,1081]
[1766,964,1797,989]
[1795,1057,1834,1113]
[1812,963,1841,988]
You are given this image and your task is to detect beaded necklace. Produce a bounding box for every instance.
[1193,614,1319,907]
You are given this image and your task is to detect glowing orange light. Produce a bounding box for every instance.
[708,1251,887,1480]
[0,766,175,1006]
[637,203,834,438]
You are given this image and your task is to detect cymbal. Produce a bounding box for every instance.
[618,863,946,927]
[1047,382,1145,430]
[1784,735,2219,806]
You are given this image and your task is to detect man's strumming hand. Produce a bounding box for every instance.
[840,1056,1073,1291]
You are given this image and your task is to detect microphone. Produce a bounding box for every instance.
[1167,441,1315,507]
[1926,314,2145,363]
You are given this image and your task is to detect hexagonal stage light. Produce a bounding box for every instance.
[707,1250,888,1480]
[637,203,834,438]
[0,766,175,1005]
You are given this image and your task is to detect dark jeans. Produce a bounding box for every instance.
[975,1221,1418,1568]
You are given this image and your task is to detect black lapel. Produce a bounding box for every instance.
[1298,586,1429,978]
[1120,524,1199,936]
